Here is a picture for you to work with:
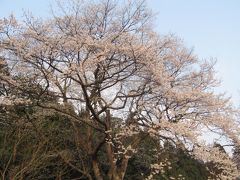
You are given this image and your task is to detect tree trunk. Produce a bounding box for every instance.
[92,158,103,180]
[109,156,129,180]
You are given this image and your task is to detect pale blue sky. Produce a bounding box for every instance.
[147,0,240,106]
[1,0,240,105]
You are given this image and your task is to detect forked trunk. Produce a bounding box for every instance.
[108,157,129,180]
[92,158,103,180]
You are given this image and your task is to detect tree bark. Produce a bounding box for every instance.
[117,156,129,180]
[107,156,129,180]
[92,157,103,180]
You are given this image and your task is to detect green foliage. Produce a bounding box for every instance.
[0,102,90,179]
[125,138,209,180]
[0,103,214,179]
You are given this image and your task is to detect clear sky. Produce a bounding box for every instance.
[147,0,240,106]
[1,0,240,105]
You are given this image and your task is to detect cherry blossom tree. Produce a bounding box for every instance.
[0,0,240,179]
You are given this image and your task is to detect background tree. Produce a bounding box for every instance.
[0,0,240,179]
[233,145,240,179]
